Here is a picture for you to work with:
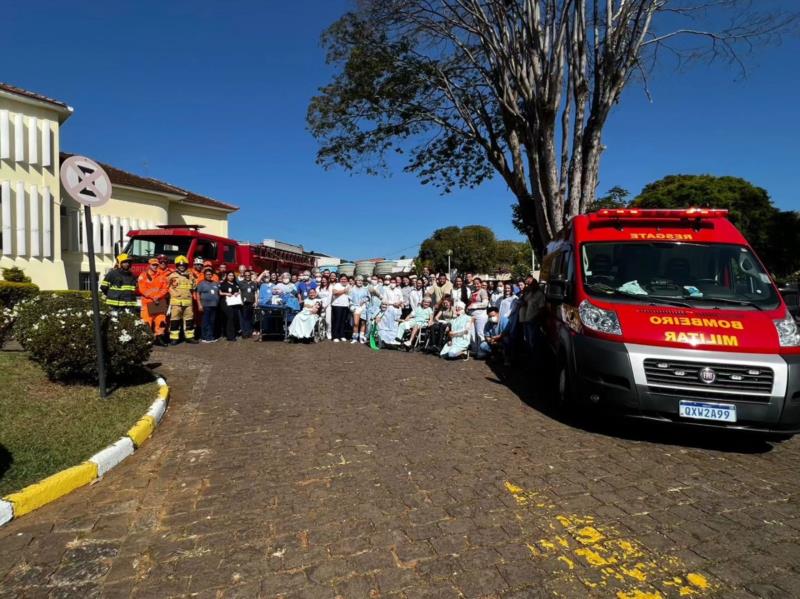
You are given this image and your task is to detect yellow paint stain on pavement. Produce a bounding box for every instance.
[503,480,719,598]
[557,556,575,569]
[575,547,611,567]
[686,573,709,589]
[576,525,604,545]
[617,590,664,599]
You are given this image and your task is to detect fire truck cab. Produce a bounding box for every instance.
[540,208,800,434]
[120,225,314,277]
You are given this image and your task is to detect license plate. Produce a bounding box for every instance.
[679,400,737,423]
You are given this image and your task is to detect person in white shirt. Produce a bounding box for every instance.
[316,277,333,339]
[381,276,404,309]
[409,278,425,311]
[331,275,351,342]
[498,283,517,325]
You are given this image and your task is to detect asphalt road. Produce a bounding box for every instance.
[1,341,798,598]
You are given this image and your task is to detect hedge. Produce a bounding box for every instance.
[0,281,40,308]
[40,290,92,300]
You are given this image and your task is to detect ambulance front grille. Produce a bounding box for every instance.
[643,358,774,397]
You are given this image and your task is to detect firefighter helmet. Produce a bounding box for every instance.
[175,255,189,265]
[116,253,131,264]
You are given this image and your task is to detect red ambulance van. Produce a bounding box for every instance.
[540,208,800,434]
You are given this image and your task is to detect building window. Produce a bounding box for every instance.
[79,272,99,291]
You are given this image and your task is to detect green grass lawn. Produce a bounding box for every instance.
[0,352,157,496]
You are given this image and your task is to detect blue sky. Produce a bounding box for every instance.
[3,1,798,260]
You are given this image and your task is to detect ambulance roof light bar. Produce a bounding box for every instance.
[592,208,729,220]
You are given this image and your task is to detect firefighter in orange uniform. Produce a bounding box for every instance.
[138,258,169,346]
[156,254,170,277]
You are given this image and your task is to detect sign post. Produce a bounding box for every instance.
[60,156,113,399]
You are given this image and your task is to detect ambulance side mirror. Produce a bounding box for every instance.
[546,280,567,304]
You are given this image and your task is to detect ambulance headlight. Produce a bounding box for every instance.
[579,300,622,336]
[773,311,800,347]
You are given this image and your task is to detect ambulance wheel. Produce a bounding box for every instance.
[554,356,575,412]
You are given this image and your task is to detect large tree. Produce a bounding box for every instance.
[308,1,797,256]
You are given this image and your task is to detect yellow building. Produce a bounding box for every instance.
[0,83,237,290]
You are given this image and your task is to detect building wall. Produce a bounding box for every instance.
[169,204,229,237]
[60,186,174,289]
[0,96,66,288]
[0,93,233,291]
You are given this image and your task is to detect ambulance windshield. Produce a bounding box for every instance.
[581,242,780,310]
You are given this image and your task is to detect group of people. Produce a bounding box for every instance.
[100,253,546,361]
[101,253,260,344]
[257,267,545,362]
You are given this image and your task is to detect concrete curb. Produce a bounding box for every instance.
[0,377,169,527]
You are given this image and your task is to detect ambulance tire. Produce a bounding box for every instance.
[553,354,576,413]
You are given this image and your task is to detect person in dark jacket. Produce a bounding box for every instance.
[101,253,139,314]
[237,270,259,339]
[219,271,242,342]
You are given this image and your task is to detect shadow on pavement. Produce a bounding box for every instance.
[485,358,778,455]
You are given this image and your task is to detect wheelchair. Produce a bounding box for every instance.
[422,321,451,354]
[313,311,328,343]
[397,323,432,352]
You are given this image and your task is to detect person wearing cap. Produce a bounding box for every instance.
[100,253,139,314]
[156,254,170,277]
[374,300,401,347]
[167,255,198,344]
[137,257,169,344]
[477,306,505,361]
[440,301,473,359]
[190,257,204,281]
[348,275,370,343]
[380,276,403,309]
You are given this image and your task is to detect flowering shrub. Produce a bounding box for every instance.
[23,306,153,382]
[13,294,93,350]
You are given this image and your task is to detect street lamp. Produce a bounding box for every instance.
[446,249,453,278]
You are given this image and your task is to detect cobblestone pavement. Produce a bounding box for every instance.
[1,341,799,599]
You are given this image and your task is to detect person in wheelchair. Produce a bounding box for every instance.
[288,287,321,341]
[374,301,401,347]
[395,296,434,348]
[440,302,473,360]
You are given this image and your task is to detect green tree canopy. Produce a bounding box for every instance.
[631,174,799,278]
[418,226,532,275]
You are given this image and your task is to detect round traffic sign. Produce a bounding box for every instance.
[60,155,112,208]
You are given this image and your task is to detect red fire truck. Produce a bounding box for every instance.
[120,225,315,276]
[540,208,800,434]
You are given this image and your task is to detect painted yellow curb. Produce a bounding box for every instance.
[0,377,169,527]
[5,462,98,517]
[127,414,157,448]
